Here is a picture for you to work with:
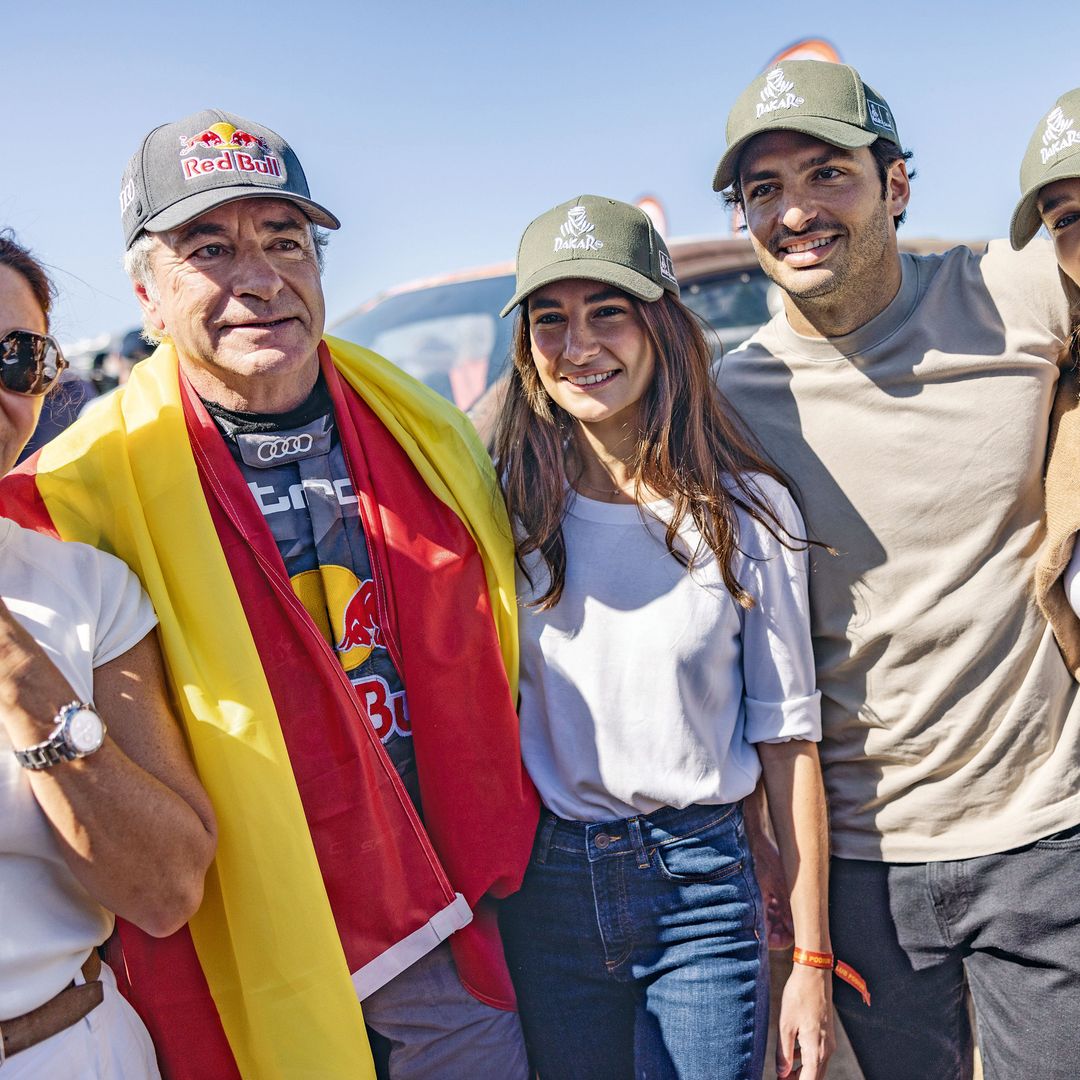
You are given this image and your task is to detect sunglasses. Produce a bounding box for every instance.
[0,329,68,396]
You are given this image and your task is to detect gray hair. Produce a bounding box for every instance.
[123,222,329,345]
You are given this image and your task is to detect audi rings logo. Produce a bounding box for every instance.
[257,433,314,462]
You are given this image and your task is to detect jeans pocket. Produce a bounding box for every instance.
[1033,821,1080,849]
[653,819,745,884]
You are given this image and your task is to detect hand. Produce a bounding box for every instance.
[747,821,795,950]
[776,964,834,1079]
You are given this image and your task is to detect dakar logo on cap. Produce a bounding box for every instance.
[658,250,678,285]
[867,101,895,133]
[177,122,284,183]
[756,67,805,119]
[554,206,603,252]
[1041,107,1080,165]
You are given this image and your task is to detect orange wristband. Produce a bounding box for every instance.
[792,948,871,1007]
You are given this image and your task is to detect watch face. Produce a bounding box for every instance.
[67,708,105,754]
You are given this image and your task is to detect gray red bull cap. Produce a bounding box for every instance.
[119,108,340,249]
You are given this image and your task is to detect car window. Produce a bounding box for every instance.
[679,269,775,353]
[332,275,516,411]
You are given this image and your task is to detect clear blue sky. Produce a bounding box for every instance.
[5,0,1079,348]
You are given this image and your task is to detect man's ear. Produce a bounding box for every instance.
[133,279,166,336]
[886,159,911,220]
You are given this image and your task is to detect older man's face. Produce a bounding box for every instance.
[136,198,325,412]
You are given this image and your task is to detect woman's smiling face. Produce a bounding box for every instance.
[1039,177,1080,285]
[0,264,47,474]
[527,279,655,439]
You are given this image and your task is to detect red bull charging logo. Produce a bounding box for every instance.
[336,578,383,658]
[177,122,282,182]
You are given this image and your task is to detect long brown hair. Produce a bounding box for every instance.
[494,289,802,610]
[0,230,55,328]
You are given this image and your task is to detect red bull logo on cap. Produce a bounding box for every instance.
[178,121,282,183]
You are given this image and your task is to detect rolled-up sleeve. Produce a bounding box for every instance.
[736,476,821,743]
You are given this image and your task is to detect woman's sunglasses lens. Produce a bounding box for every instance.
[0,332,61,394]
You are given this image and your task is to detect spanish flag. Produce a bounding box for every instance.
[0,338,538,1079]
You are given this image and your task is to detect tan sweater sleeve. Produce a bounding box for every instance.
[1038,341,1080,678]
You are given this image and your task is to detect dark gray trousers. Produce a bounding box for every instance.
[829,823,1080,1080]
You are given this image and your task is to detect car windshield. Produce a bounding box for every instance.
[681,271,775,352]
[332,275,516,411]
[331,266,774,411]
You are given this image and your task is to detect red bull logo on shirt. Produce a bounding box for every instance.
[336,578,382,658]
[291,566,410,743]
[292,565,383,670]
[178,122,282,182]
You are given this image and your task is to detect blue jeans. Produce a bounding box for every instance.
[499,802,768,1080]
[829,822,1080,1080]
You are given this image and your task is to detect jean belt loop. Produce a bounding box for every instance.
[534,811,558,865]
[628,816,650,869]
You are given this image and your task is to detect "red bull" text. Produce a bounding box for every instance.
[353,674,410,742]
[182,151,282,181]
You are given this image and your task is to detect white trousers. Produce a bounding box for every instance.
[2,962,159,1079]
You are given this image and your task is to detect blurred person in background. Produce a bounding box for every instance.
[0,230,216,1077]
[15,309,95,463]
[81,328,154,420]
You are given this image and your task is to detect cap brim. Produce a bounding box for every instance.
[1010,154,1080,249]
[712,116,878,192]
[499,259,664,318]
[140,186,340,240]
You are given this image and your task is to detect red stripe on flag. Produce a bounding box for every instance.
[0,451,60,536]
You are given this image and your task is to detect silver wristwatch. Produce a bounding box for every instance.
[14,701,107,770]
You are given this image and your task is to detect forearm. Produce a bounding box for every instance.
[758,739,830,951]
[759,739,835,1077]
[0,616,216,937]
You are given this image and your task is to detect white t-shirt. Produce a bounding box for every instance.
[0,518,157,1019]
[517,474,820,821]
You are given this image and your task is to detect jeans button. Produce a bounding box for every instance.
[594,834,611,849]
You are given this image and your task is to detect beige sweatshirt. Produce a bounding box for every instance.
[1037,334,1080,674]
[719,241,1080,862]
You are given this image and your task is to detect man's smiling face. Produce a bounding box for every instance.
[136,197,325,412]
[738,130,908,332]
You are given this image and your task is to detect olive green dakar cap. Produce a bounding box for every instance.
[500,195,680,318]
[712,60,900,192]
[1010,88,1080,249]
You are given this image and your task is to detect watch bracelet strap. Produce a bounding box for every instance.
[13,701,92,770]
[14,741,78,770]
